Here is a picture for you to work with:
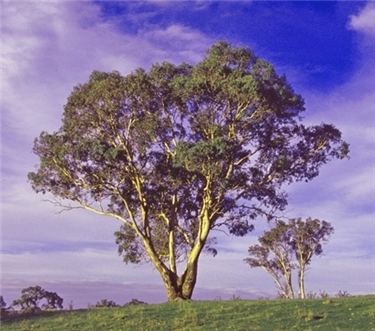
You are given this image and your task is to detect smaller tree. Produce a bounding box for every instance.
[12,286,63,313]
[289,218,334,299]
[245,218,333,299]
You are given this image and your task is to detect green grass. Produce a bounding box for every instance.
[2,295,374,330]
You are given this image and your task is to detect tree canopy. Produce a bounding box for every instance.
[29,42,348,300]
[12,286,63,312]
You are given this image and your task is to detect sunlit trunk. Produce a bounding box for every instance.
[161,263,198,301]
[286,272,295,299]
[299,268,305,299]
[181,261,198,299]
[163,242,202,301]
[145,206,210,302]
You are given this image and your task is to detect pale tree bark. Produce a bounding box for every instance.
[264,268,289,299]
[285,271,295,299]
[156,226,207,301]
[275,250,295,299]
[295,239,311,299]
[298,264,306,299]
[146,179,213,301]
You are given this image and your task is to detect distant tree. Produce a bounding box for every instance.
[12,286,63,313]
[245,218,333,299]
[0,296,6,309]
[289,218,334,299]
[42,290,64,310]
[0,295,10,319]
[28,42,348,301]
[94,299,119,308]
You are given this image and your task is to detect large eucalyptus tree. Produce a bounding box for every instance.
[29,42,348,301]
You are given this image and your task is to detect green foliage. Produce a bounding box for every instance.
[114,223,145,264]
[2,296,374,330]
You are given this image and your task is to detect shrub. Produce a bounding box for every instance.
[336,290,350,298]
[94,299,119,308]
[319,290,329,299]
[305,290,329,299]
[306,291,318,299]
[124,298,147,306]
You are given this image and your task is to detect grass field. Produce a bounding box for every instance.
[2,295,374,330]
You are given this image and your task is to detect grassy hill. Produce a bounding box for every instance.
[2,295,374,330]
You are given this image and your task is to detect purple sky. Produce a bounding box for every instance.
[1,1,374,307]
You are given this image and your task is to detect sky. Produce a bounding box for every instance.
[1,1,374,307]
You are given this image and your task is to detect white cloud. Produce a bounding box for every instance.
[349,3,375,36]
[1,2,212,147]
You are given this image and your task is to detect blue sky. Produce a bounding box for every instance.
[97,1,362,90]
[1,1,374,307]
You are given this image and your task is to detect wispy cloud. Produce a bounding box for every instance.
[1,1,211,147]
[349,3,375,35]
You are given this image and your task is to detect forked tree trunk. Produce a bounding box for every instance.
[162,209,209,301]
[141,197,210,302]
[162,232,205,301]
[161,259,199,301]
[142,232,204,301]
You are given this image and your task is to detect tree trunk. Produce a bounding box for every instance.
[164,282,186,301]
[286,272,295,299]
[181,261,198,299]
[299,268,305,299]
[159,242,202,301]
[161,262,198,301]
[143,207,209,302]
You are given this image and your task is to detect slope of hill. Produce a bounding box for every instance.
[2,295,374,330]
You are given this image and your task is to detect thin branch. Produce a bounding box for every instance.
[42,199,83,214]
